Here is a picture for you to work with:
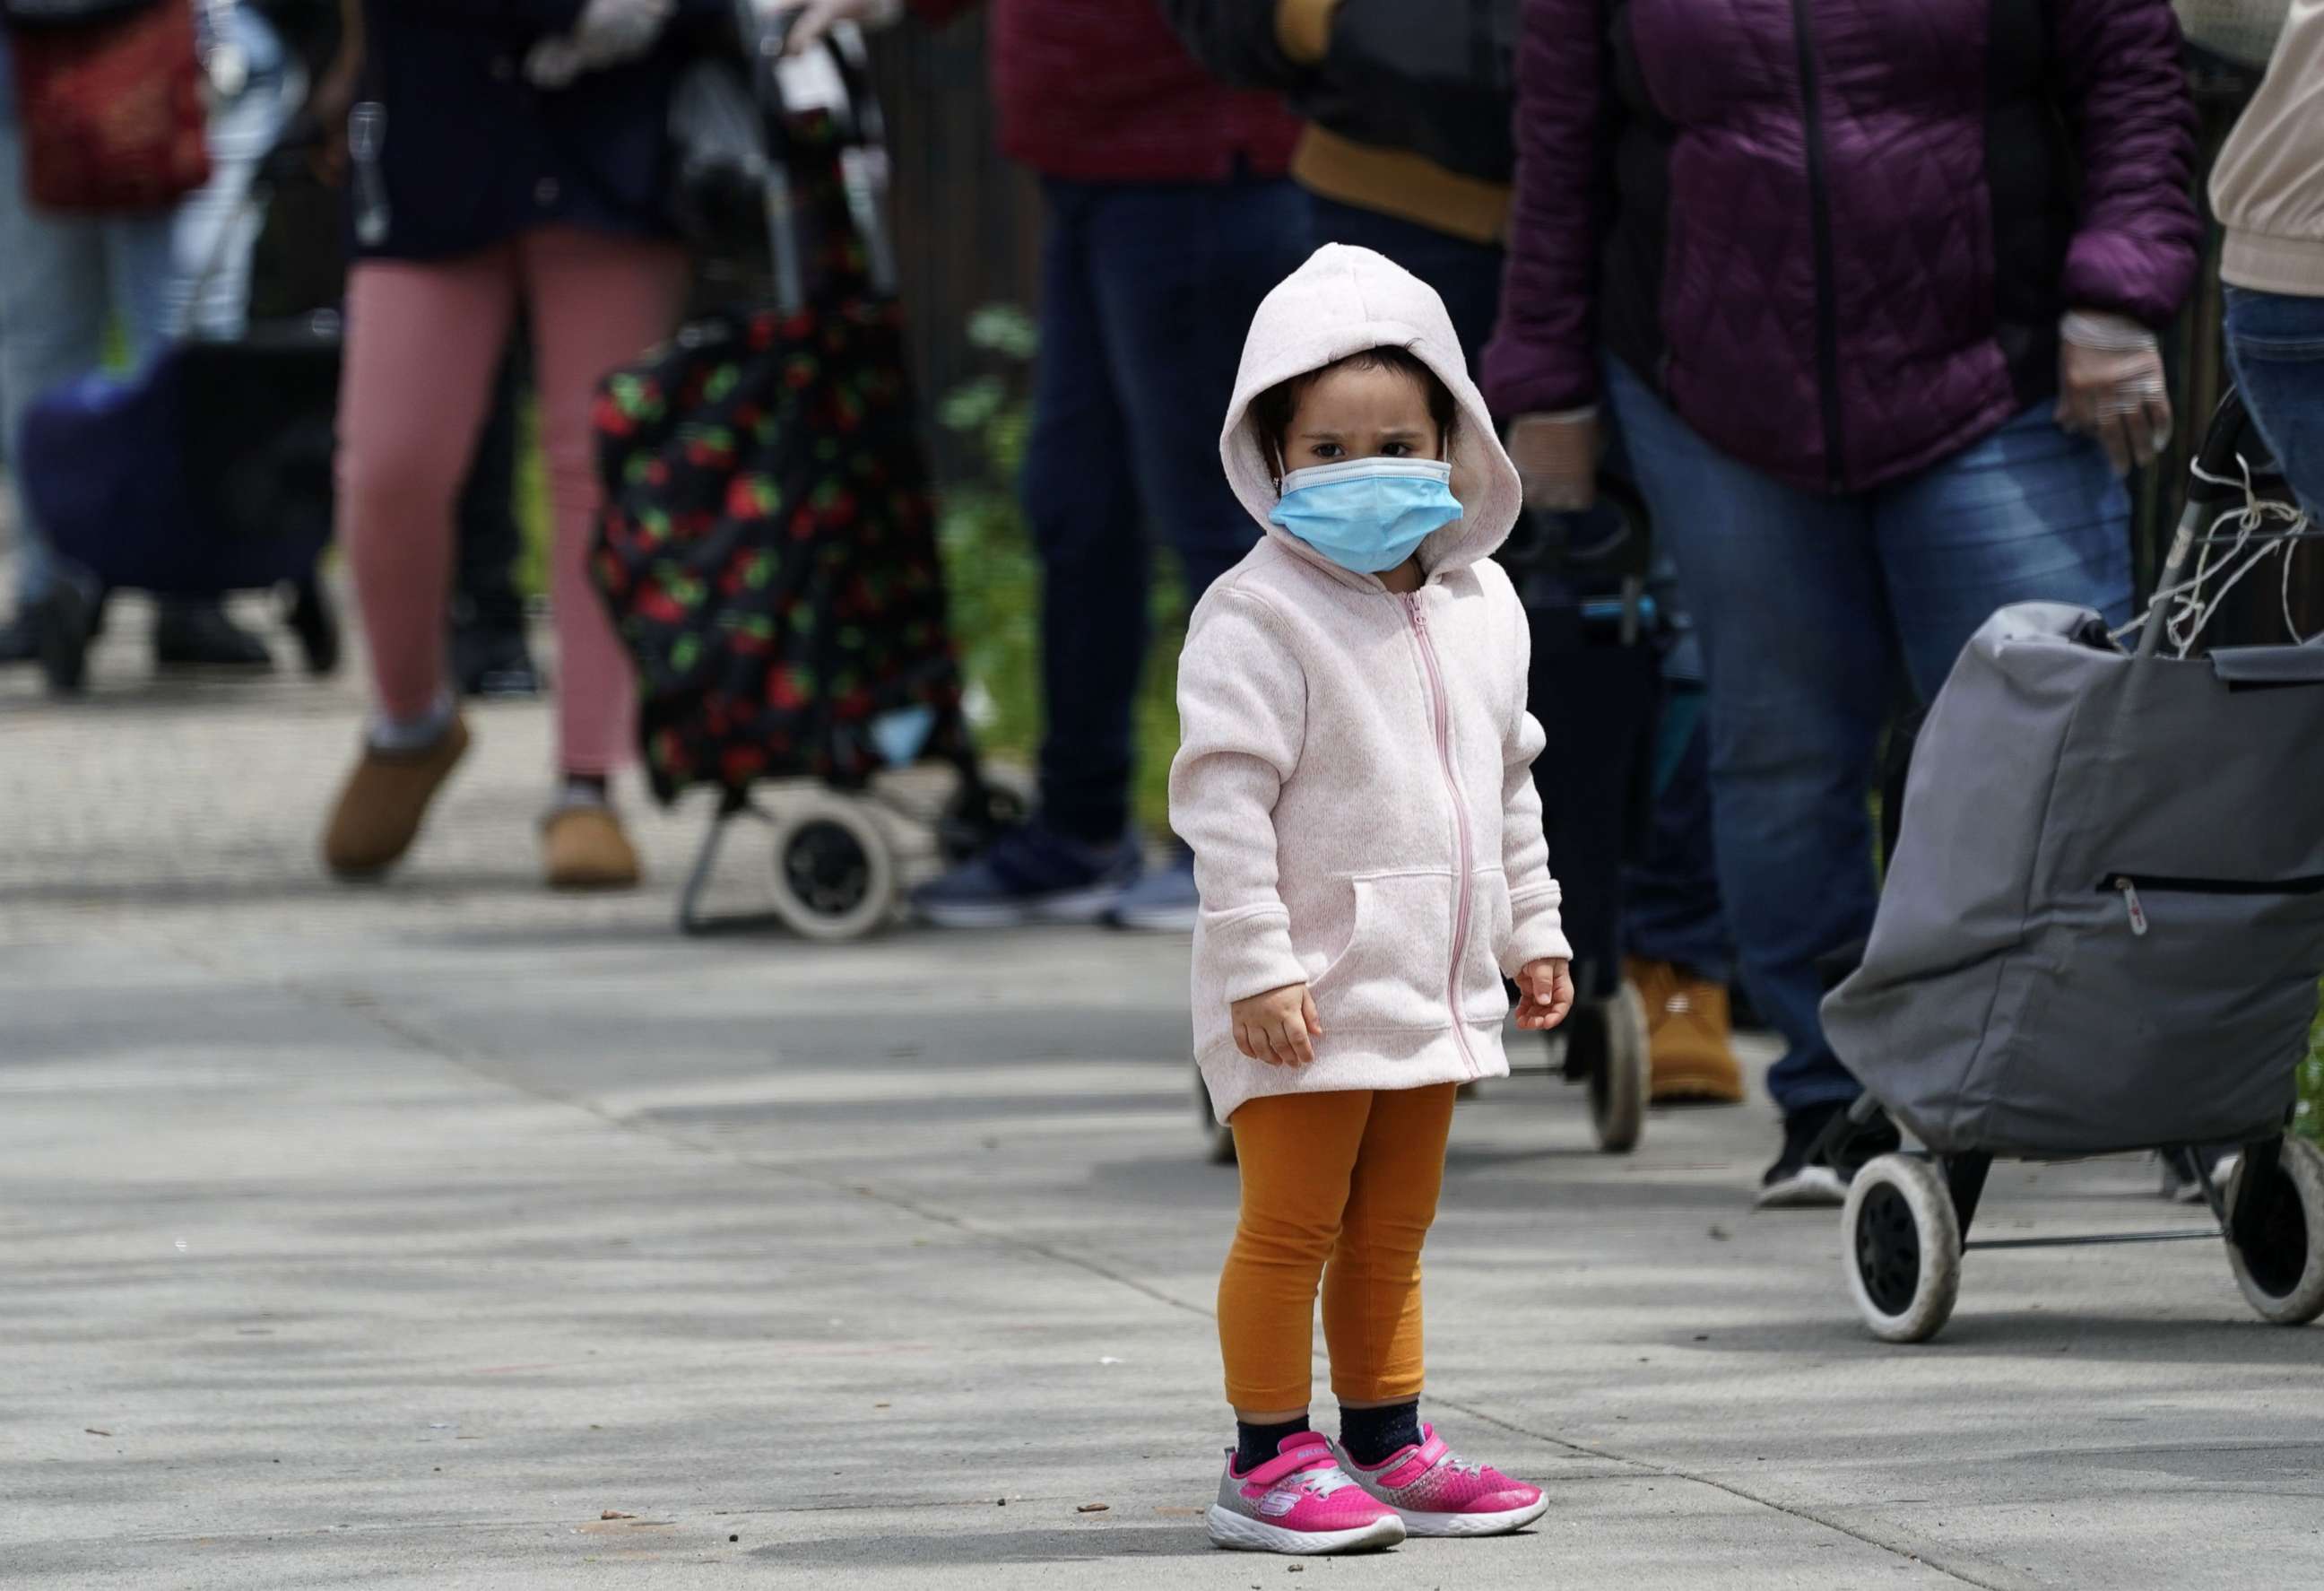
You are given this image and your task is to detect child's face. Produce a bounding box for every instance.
[1282,365,1443,473]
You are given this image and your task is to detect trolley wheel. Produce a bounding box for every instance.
[2225,1135,2324,1326]
[1843,1153,1962,1343]
[766,796,897,941]
[1197,1068,1236,1165]
[1583,984,1649,1153]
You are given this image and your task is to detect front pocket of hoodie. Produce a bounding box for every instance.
[1307,871,1456,1033]
[1461,868,1515,1024]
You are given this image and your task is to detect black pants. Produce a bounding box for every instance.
[454,346,525,630]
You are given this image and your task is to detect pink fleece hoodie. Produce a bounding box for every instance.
[1171,244,1572,1122]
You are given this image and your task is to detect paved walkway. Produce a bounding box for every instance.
[4,592,2320,1588]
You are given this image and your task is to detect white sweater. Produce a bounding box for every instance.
[2213,0,2324,295]
[1170,245,1571,1123]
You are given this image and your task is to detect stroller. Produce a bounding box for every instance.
[13,41,339,693]
[1507,475,1665,1154]
[1820,391,2324,1343]
[590,14,1016,939]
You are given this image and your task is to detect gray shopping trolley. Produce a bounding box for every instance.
[1820,392,2324,1343]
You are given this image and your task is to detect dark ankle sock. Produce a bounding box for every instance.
[1234,1416,1312,1474]
[1339,1400,1422,1467]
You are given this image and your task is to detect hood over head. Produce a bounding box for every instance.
[1221,244,1523,583]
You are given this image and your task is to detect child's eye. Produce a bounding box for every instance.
[1380,442,1413,457]
[1310,441,1343,460]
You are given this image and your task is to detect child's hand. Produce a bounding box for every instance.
[1231,983,1324,1067]
[1514,958,1574,1031]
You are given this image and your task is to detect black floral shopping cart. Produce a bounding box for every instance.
[589,13,1017,936]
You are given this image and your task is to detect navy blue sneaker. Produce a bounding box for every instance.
[1106,841,1198,932]
[913,823,1143,928]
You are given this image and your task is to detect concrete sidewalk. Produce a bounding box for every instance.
[4,598,2320,1588]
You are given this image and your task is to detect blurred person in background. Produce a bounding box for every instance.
[781,0,1308,934]
[2214,0,2324,519]
[0,10,273,674]
[290,1,545,701]
[317,0,715,891]
[1162,0,1745,1101]
[1487,0,2200,1206]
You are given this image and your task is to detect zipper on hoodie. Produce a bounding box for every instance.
[1403,590,1481,1079]
[1787,0,1847,491]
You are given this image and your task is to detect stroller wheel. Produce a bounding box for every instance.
[767,795,896,941]
[1843,1154,1962,1343]
[2225,1135,2324,1326]
[1578,984,1648,1154]
[1197,1067,1236,1165]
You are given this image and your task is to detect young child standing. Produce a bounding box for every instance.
[1174,245,1574,1556]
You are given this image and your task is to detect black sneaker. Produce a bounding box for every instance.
[154,600,273,670]
[1755,1100,1896,1210]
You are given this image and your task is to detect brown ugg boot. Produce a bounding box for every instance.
[542,803,641,891]
[1627,956,1747,1104]
[321,718,471,879]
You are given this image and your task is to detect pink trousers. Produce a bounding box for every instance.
[338,228,689,774]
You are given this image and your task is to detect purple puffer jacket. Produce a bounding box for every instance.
[1481,0,2200,494]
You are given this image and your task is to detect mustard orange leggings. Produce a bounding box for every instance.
[1218,1084,1458,1413]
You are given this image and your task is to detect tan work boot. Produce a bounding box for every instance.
[542,803,641,891]
[1627,956,1746,1103]
[322,718,471,879]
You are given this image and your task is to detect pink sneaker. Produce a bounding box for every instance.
[1206,1430,1406,1554]
[1334,1425,1548,1536]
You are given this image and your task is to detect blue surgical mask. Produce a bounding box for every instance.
[1268,457,1462,575]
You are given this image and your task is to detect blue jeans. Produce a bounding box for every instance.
[2224,287,2324,522]
[1605,359,2132,1115]
[1624,687,1733,983]
[1024,174,1309,843]
[0,110,178,610]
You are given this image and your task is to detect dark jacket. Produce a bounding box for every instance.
[910,0,1296,185]
[1162,0,1517,242]
[1482,0,2202,494]
[355,0,724,262]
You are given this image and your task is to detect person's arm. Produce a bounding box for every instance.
[1155,0,1314,91]
[1482,0,1611,511]
[1168,591,1310,1010]
[2052,0,2202,327]
[306,0,364,183]
[1480,0,1610,421]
